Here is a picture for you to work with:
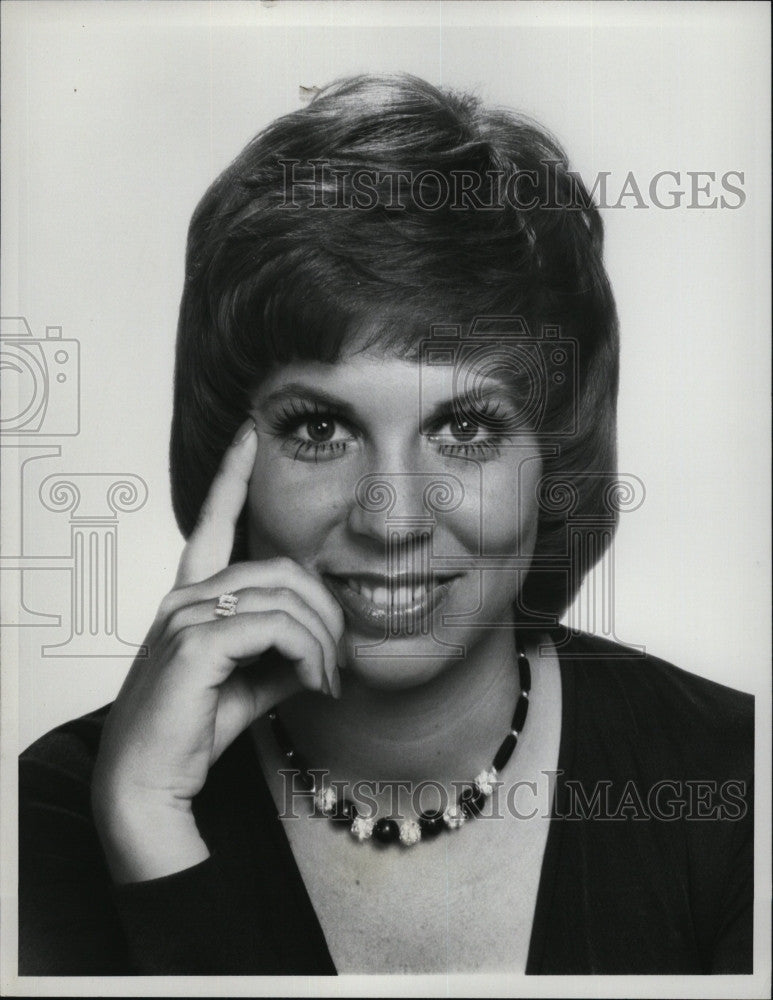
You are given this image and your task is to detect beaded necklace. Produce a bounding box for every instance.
[268,640,531,848]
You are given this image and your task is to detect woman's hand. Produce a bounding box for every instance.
[91,419,344,884]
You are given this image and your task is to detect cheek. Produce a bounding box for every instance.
[450,451,542,556]
[247,482,306,559]
[245,453,345,561]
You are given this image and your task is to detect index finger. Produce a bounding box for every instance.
[175,418,257,587]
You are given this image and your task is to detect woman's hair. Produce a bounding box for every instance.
[170,73,619,622]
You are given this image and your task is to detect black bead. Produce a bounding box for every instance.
[512,693,529,733]
[493,732,517,771]
[286,752,314,792]
[459,784,486,818]
[296,769,316,792]
[373,818,400,844]
[269,713,294,757]
[330,797,358,825]
[419,809,445,837]
[519,658,532,694]
[290,750,311,776]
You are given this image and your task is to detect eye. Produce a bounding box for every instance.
[293,415,356,449]
[269,401,359,462]
[425,400,517,460]
[430,413,489,444]
[445,416,481,442]
[303,417,337,443]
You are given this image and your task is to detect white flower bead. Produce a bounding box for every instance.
[474,768,498,797]
[314,785,337,815]
[443,803,466,830]
[350,815,375,841]
[399,819,422,846]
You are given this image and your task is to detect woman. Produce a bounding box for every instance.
[19,74,753,976]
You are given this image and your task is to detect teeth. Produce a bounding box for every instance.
[342,577,453,607]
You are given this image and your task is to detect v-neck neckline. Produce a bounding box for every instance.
[228,627,578,975]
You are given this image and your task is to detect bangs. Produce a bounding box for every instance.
[215,208,540,383]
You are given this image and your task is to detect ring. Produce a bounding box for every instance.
[214,593,239,617]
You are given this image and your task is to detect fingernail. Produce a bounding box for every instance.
[331,667,342,699]
[233,417,256,445]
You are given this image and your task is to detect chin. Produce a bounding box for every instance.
[340,633,466,692]
[338,630,482,691]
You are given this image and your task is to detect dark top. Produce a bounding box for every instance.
[19,629,754,975]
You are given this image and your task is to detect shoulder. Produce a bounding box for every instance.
[20,705,112,805]
[551,629,754,778]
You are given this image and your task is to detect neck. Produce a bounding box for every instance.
[273,625,523,787]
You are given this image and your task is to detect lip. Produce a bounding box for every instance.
[323,572,460,637]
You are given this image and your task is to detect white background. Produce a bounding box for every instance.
[1,2,770,752]
[1,3,770,998]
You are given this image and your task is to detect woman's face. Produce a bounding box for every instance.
[247,347,543,690]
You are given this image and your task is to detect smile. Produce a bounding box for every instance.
[323,573,460,635]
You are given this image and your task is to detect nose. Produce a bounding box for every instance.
[346,471,465,548]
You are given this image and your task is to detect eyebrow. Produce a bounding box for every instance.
[422,384,509,425]
[258,379,512,425]
[259,383,359,420]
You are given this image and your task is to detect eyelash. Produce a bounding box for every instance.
[435,439,504,459]
[269,400,354,462]
[426,400,516,460]
[269,399,517,462]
